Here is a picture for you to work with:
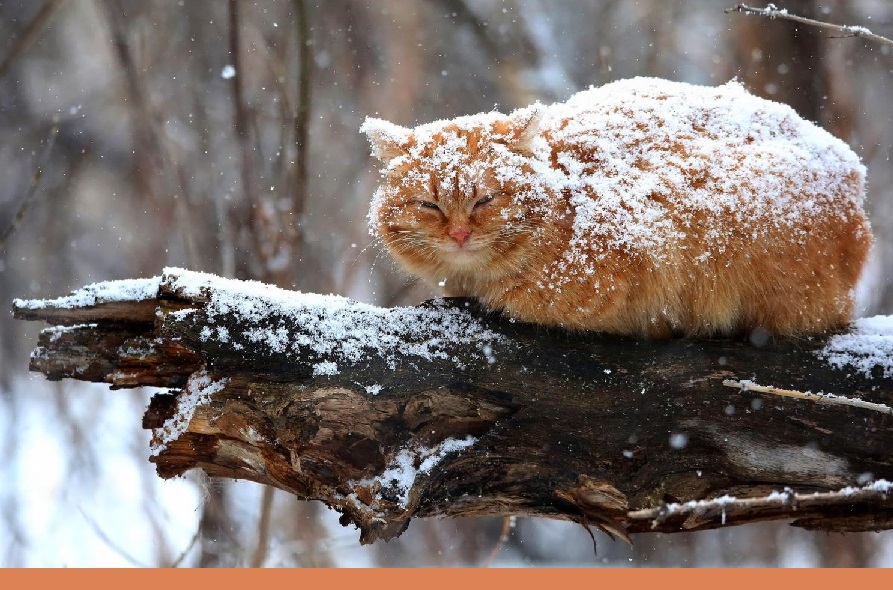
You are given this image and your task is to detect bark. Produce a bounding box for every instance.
[12,268,893,545]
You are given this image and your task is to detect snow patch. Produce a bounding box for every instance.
[659,493,739,525]
[819,315,893,378]
[14,277,161,310]
[312,361,339,376]
[765,488,795,502]
[150,369,228,456]
[41,323,99,342]
[348,436,477,510]
[664,493,737,513]
[839,479,892,496]
[164,267,503,376]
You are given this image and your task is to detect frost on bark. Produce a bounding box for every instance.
[12,268,893,545]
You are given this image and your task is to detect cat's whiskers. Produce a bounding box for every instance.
[386,235,443,264]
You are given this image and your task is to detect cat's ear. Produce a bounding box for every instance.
[360,117,412,165]
[508,105,544,156]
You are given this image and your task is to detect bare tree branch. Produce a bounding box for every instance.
[0,121,58,251]
[628,481,893,532]
[291,0,312,231]
[480,516,515,567]
[726,4,893,50]
[0,0,66,81]
[168,526,200,568]
[78,507,150,567]
[724,379,893,415]
[228,0,261,280]
[250,486,275,568]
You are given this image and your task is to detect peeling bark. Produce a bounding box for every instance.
[12,268,893,544]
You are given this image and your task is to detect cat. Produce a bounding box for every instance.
[361,77,872,338]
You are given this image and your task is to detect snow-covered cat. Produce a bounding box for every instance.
[361,78,872,337]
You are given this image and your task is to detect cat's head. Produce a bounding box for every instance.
[361,107,559,286]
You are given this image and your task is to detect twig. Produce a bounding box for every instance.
[723,379,893,415]
[103,3,162,199]
[627,480,893,529]
[250,486,275,567]
[229,0,252,183]
[0,121,59,251]
[291,0,312,228]
[169,526,201,568]
[726,4,893,50]
[480,516,515,567]
[104,3,200,266]
[78,507,150,567]
[0,0,66,81]
[228,0,262,278]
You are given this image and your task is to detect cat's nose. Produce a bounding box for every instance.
[449,226,471,246]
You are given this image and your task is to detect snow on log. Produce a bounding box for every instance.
[12,267,893,544]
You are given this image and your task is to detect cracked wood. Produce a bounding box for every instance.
[13,269,893,544]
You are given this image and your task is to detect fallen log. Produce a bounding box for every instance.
[12,267,893,544]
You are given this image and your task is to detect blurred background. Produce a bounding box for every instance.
[1,0,892,567]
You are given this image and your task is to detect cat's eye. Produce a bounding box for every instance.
[474,194,495,208]
[418,201,441,211]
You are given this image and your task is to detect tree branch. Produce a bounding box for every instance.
[627,480,893,532]
[291,0,312,227]
[12,268,893,545]
[726,4,893,50]
[0,0,66,82]
[0,120,58,251]
[723,379,893,415]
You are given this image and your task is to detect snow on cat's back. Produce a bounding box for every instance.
[361,77,872,338]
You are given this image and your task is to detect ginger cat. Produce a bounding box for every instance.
[361,78,872,338]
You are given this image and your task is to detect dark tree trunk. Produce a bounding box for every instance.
[13,268,893,545]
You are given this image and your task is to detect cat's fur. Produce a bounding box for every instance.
[362,78,872,337]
